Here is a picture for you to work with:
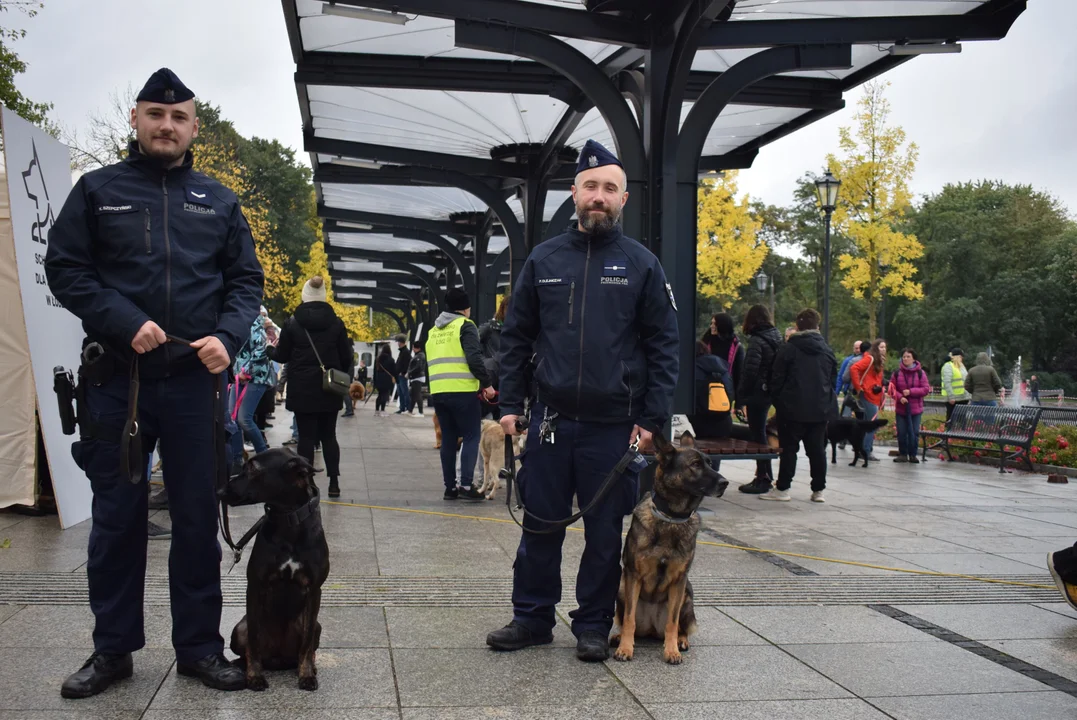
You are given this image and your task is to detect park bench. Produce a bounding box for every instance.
[1036,406,1077,428]
[637,431,780,500]
[919,404,1041,473]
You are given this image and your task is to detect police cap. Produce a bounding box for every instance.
[136,68,194,105]
[574,139,623,176]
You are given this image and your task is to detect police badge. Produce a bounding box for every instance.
[665,282,678,311]
[588,155,598,168]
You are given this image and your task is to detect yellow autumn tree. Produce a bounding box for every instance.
[288,241,400,342]
[829,81,923,338]
[192,141,293,305]
[696,171,767,309]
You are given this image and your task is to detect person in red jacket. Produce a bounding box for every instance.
[850,339,887,461]
[889,348,931,463]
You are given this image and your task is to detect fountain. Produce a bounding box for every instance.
[1008,355,1025,406]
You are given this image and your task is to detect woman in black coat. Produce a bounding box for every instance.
[702,312,745,395]
[373,344,396,415]
[268,276,352,498]
[735,304,783,494]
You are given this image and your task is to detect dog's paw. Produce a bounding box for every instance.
[609,634,621,647]
[247,674,268,692]
[678,636,690,652]
[663,647,683,665]
[612,645,634,662]
[298,675,318,692]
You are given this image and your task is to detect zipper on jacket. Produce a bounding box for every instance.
[624,360,633,417]
[575,243,591,408]
[568,281,575,326]
[143,208,151,254]
[162,177,172,366]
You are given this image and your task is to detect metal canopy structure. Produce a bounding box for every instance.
[281,0,1024,412]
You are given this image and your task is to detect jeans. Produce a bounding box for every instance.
[862,400,879,454]
[396,376,411,412]
[972,400,998,407]
[746,402,773,482]
[295,411,341,479]
[231,383,269,454]
[896,412,922,457]
[433,392,481,489]
[776,420,827,492]
[409,381,425,413]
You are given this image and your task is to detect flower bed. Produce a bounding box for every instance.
[916,422,1077,470]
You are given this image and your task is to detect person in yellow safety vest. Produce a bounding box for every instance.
[941,347,970,423]
[427,287,495,501]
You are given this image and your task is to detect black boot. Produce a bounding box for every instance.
[486,621,553,651]
[738,477,772,494]
[328,477,340,499]
[60,652,133,699]
[176,652,246,691]
[576,631,610,662]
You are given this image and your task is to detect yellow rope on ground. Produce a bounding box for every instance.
[322,500,1056,590]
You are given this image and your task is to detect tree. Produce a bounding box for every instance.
[828,81,923,338]
[289,241,400,342]
[64,85,135,170]
[0,1,56,137]
[696,170,766,313]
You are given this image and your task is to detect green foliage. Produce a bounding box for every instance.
[0,1,56,137]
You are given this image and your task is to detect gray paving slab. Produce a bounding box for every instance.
[0,605,23,624]
[645,698,894,720]
[144,711,399,720]
[385,607,576,649]
[0,712,142,719]
[401,703,654,720]
[317,607,389,647]
[606,645,852,703]
[938,535,1067,554]
[0,547,87,572]
[0,647,174,712]
[718,605,936,644]
[982,638,1077,681]
[868,691,1077,720]
[885,552,1044,574]
[1036,602,1077,619]
[392,648,633,707]
[893,603,1077,640]
[782,641,1049,697]
[841,535,980,554]
[146,649,396,709]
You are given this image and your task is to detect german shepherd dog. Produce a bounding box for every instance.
[612,434,727,665]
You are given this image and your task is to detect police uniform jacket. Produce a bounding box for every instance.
[499,225,679,434]
[44,142,264,378]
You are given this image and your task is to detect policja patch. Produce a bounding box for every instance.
[665,282,678,311]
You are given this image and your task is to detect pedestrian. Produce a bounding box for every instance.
[889,348,931,463]
[735,304,782,494]
[268,276,352,499]
[964,352,1003,406]
[836,340,863,399]
[44,68,262,697]
[478,296,508,419]
[1030,375,1041,405]
[941,348,970,422]
[427,288,494,500]
[784,325,796,341]
[702,312,744,395]
[851,339,887,462]
[356,359,369,388]
[393,334,412,414]
[374,344,395,416]
[761,309,837,503]
[689,340,734,440]
[231,309,275,455]
[487,139,679,662]
[408,341,428,417]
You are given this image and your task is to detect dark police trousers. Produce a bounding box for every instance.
[512,405,637,637]
[72,368,224,662]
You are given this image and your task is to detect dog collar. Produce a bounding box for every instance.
[266,488,321,528]
[649,492,697,524]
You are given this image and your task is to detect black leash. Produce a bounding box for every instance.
[500,420,640,535]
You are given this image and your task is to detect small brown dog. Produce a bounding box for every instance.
[477,419,525,500]
[348,382,366,412]
[612,433,727,665]
[432,413,463,451]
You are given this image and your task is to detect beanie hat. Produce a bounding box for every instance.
[949,347,964,358]
[445,288,471,313]
[302,276,327,303]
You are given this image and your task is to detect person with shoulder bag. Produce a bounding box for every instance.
[735,304,782,494]
[850,339,887,462]
[268,276,352,498]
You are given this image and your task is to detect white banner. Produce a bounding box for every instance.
[1,107,90,528]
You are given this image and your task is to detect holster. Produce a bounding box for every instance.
[75,340,145,484]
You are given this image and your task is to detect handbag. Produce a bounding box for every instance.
[300,325,351,398]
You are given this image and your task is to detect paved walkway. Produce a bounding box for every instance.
[1,402,1077,719]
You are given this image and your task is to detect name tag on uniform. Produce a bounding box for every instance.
[95,203,138,215]
[601,264,628,285]
[536,277,564,286]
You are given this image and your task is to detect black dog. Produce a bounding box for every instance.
[828,417,889,467]
[219,448,330,691]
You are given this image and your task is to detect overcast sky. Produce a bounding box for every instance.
[9,0,1075,216]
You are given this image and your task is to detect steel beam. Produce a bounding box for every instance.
[544,195,577,242]
[306,133,525,179]
[318,204,463,237]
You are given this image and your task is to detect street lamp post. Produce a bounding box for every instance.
[755,269,773,319]
[814,170,841,342]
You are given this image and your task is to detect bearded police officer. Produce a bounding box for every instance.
[45,68,263,697]
[486,140,679,661]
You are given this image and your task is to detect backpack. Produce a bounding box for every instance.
[697,356,734,414]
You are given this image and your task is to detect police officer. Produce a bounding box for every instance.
[486,140,679,661]
[45,68,263,697]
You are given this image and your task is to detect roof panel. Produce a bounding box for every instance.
[321,183,488,220]
[729,0,984,20]
[325,233,452,254]
[692,43,891,80]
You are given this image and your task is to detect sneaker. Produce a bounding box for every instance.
[60,652,133,699]
[837,442,847,450]
[411,409,420,417]
[909,456,921,464]
[738,479,772,494]
[443,487,459,500]
[576,630,610,662]
[811,491,826,503]
[486,621,553,651]
[759,489,791,502]
[416,412,425,418]
[148,520,171,540]
[148,486,169,510]
[328,478,340,499]
[1048,552,1077,612]
[176,652,245,691]
[283,437,298,446]
[457,486,485,502]
[893,455,908,463]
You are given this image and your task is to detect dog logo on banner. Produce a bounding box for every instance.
[21,139,55,245]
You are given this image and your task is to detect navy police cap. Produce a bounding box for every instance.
[575,139,623,176]
[136,68,194,104]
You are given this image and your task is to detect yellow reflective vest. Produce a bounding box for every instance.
[941,360,969,399]
[426,316,480,394]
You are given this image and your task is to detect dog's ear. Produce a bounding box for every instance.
[679,431,695,448]
[653,431,677,465]
[285,454,320,478]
